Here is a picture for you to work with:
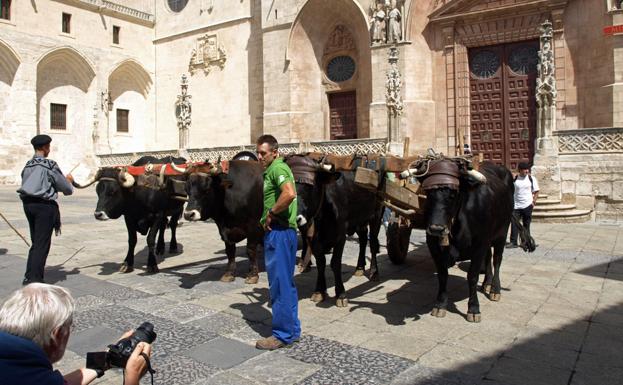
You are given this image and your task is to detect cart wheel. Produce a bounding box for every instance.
[386,222,411,264]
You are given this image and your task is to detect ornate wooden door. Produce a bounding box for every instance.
[329,91,357,140]
[469,41,538,170]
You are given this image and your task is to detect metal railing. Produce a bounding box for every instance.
[97,138,389,166]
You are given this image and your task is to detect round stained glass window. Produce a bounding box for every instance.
[326,56,356,83]
[470,50,500,79]
[508,46,539,75]
[168,0,189,12]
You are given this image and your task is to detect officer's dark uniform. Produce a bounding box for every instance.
[17,135,73,285]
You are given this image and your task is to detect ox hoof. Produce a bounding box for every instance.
[483,284,492,295]
[431,307,447,318]
[146,265,160,274]
[489,293,501,302]
[311,292,326,303]
[169,246,179,254]
[119,263,134,274]
[367,271,379,282]
[466,313,482,323]
[353,268,365,277]
[336,296,349,307]
[245,275,259,284]
[220,273,235,282]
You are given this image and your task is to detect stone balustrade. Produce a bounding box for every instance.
[554,127,623,154]
[97,138,389,166]
[67,0,154,23]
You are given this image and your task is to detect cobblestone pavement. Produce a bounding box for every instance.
[1,186,622,385]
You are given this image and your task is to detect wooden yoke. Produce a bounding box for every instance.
[305,152,426,173]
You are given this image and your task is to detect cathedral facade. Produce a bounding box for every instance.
[1,0,622,220]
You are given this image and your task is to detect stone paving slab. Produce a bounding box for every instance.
[1,186,623,384]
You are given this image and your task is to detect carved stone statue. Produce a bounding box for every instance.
[387,0,402,44]
[176,74,192,150]
[370,2,386,44]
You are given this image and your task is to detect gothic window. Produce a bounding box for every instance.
[167,0,189,12]
[508,46,539,75]
[113,26,120,44]
[50,104,67,130]
[62,13,71,33]
[470,50,500,79]
[326,56,356,83]
[1,0,11,20]
[117,109,129,133]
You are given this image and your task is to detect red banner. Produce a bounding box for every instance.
[604,25,623,35]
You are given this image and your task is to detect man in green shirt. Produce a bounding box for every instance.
[255,134,301,350]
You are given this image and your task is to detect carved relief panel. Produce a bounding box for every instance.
[189,34,227,75]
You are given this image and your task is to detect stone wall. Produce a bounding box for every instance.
[0,0,154,184]
[559,152,623,222]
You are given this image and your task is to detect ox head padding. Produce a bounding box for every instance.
[118,170,135,188]
[421,160,460,190]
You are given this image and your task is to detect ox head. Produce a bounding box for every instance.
[403,155,486,245]
[285,154,339,233]
[177,162,220,222]
[73,167,136,220]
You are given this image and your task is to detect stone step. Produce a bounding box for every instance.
[533,209,592,223]
[536,198,561,206]
[539,193,549,199]
[533,203,577,212]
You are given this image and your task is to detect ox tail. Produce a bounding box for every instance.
[510,213,536,252]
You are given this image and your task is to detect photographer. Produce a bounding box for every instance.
[0,283,151,385]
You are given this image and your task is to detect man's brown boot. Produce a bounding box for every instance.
[255,336,285,350]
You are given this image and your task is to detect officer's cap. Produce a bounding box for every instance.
[31,134,52,147]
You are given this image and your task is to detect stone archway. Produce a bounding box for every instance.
[286,0,372,141]
[0,39,22,184]
[107,59,153,152]
[36,46,96,165]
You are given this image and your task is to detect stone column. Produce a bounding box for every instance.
[175,74,192,157]
[386,46,404,156]
[533,20,562,199]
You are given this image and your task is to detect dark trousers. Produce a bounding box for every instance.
[510,205,533,245]
[22,200,59,282]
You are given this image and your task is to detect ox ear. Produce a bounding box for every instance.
[220,179,233,189]
[317,170,341,185]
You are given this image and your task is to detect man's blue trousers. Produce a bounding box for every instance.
[264,227,301,344]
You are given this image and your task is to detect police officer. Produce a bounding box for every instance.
[17,135,74,285]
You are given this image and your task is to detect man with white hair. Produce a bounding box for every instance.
[0,283,151,385]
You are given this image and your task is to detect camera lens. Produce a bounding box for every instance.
[133,322,157,344]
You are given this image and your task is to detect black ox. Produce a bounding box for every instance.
[286,154,384,307]
[73,156,186,273]
[179,155,263,284]
[404,157,534,322]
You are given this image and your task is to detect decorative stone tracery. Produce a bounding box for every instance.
[535,20,558,154]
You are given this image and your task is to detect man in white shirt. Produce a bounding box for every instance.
[507,162,539,248]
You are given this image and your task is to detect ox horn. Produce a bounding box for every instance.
[72,171,99,189]
[170,162,187,173]
[466,169,487,184]
[119,170,135,188]
[159,164,166,186]
[316,163,334,172]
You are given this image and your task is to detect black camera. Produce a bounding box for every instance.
[87,322,156,371]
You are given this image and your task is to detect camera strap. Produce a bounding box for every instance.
[140,352,156,385]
